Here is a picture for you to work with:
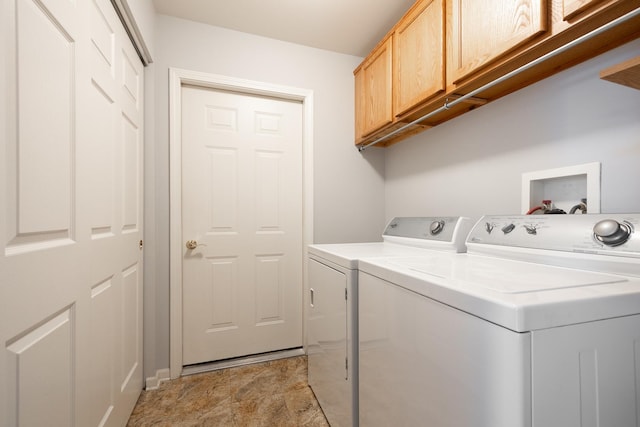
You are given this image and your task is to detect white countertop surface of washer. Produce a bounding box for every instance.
[358,252,640,332]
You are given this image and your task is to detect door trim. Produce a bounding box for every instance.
[168,68,314,379]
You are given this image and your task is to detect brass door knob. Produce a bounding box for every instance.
[186,240,198,250]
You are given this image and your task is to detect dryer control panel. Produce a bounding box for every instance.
[382,217,472,253]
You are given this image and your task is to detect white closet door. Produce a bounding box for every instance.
[0,0,144,425]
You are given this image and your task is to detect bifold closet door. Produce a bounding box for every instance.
[0,0,144,425]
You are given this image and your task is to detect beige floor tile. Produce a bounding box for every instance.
[127,356,329,427]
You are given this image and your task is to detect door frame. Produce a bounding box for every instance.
[168,68,314,379]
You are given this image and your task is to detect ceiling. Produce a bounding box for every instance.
[152,0,417,57]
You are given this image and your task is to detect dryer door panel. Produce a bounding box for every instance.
[307,258,351,427]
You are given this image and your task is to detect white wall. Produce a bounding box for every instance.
[123,0,161,384]
[144,15,385,376]
[143,13,638,379]
[122,0,156,60]
[384,39,640,224]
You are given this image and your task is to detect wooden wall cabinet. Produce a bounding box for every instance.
[600,55,640,89]
[447,0,547,85]
[354,0,640,148]
[563,0,608,20]
[354,0,445,145]
[354,67,366,142]
[394,0,446,117]
[358,37,393,138]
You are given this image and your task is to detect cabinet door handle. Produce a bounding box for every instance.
[310,288,314,307]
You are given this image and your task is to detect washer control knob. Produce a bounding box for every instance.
[502,223,515,234]
[593,219,632,246]
[430,220,445,235]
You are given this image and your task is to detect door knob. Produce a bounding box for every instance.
[186,240,200,250]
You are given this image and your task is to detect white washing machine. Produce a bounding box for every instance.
[358,213,640,427]
[307,217,471,427]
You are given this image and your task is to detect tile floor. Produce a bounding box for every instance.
[127,356,330,427]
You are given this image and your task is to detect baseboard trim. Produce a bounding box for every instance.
[145,368,171,390]
[181,347,305,377]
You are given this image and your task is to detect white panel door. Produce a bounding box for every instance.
[0,0,144,425]
[181,86,303,365]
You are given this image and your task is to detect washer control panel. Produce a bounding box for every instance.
[467,214,640,255]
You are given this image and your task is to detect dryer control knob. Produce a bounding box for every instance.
[593,219,632,246]
[430,220,445,235]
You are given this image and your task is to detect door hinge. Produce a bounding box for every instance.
[345,288,348,300]
[139,239,143,250]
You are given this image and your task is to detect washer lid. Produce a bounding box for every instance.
[458,257,627,294]
[387,255,456,280]
[358,254,640,332]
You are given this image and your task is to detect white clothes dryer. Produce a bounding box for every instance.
[307,217,471,427]
[358,213,640,427]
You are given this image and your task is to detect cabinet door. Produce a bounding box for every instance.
[394,0,445,117]
[362,37,393,136]
[562,0,607,20]
[448,0,546,84]
[354,67,366,143]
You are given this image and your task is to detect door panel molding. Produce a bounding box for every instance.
[168,68,314,379]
